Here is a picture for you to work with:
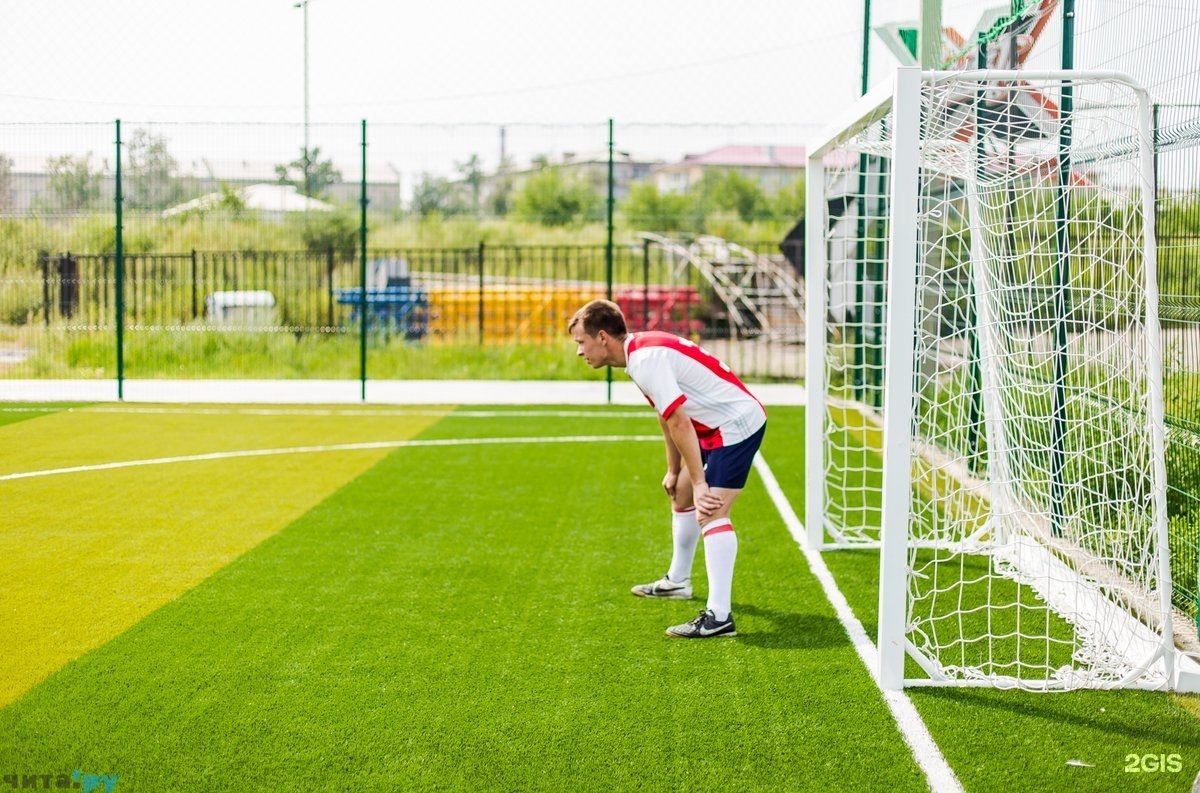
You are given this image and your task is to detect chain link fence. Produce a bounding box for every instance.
[1,121,809,391]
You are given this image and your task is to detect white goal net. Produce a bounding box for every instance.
[806,69,1199,691]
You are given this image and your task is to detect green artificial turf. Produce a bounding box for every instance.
[0,403,445,708]
[821,549,1200,791]
[0,405,925,791]
[765,408,1200,791]
[4,402,1198,791]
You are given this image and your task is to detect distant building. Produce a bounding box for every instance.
[652,144,806,195]
[1,152,400,216]
[162,183,334,219]
[489,150,660,204]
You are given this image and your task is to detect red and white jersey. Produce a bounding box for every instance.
[624,331,766,450]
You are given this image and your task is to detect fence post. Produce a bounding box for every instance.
[190,249,198,320]
[964,35,987,472]
[359,119,369,401]
[114,119,125,400]
[326,246,335,328]
[1049,2,1077,537]
[39,251,50,327]
[605,118,615,403]
[478,241,486,345]
[58,255,79,319]
[641,237,650,329]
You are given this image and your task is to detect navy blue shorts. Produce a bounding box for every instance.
[701,422,766,489]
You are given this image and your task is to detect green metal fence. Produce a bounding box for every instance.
[0,120,810,392]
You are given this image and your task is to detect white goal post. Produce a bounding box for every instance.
[806,67,1200,691]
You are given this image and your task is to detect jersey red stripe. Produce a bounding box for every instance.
[626,331,764,414]
[661,394,687,420]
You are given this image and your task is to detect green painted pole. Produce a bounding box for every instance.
[606,119,615,404]
[852,168,868,404]
[870,153,887,408]
[850,1,873,403]
[360,119,369,401]
[114,119,125,400]
[1049,0,1076,536]
[919,0,943,68]
[1062,0,1076,70]
[642,237,650,328]
[861,0,871,96]
[866,0,892,405]
[965,38,987,473]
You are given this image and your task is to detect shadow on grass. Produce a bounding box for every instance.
[732,603,847,650]
[912,686,1200,748]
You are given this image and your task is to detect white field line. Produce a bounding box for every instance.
[754,454,964,793]
[0,435,662,482]
[0,406,651,419]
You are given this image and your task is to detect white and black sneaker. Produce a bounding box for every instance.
[666,609,737,638]
[630,575,693,600]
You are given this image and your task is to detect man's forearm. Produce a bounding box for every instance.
[659,416,682,472]
[665,411,705,485]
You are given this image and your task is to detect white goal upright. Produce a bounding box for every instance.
[806,68,1200,691]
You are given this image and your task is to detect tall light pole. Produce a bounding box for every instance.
[294,0,310,195]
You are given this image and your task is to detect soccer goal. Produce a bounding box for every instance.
[805,68,1200,691]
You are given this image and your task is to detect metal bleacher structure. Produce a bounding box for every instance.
[638,234,806,343]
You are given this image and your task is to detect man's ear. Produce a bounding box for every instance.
[596,330,607,344]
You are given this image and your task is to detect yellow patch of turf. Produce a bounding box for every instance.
[1173,692,1200,720]
[0,404,447,707]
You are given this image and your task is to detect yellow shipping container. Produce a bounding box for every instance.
[426,286,599,344]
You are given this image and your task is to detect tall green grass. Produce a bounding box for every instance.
[6,329,606,381]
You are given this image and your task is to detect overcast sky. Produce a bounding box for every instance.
[1,1,1053,185]
[1,0,1025,126]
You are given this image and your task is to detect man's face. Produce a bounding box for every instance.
[572,326,608,369]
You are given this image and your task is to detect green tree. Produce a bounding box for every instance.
[456,154,485,217]
[217,182,248,217]
[770,176,806,223]
[46,153,102,212]
[512,167,601,226]
[0,154,12,213]
[697,169,772,223]
[487,156,516,217]
[126,129,182,210]
[297,208,358,254]
[411,173,466,218]
[275,146,342,198]
[621,181,691,232]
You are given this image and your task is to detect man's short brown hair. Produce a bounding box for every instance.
[568,299,627,338]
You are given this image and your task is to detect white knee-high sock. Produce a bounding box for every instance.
[667,507,700,583]
[702,518,737,620]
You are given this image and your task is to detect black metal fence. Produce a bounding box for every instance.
[10,240,804,382]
